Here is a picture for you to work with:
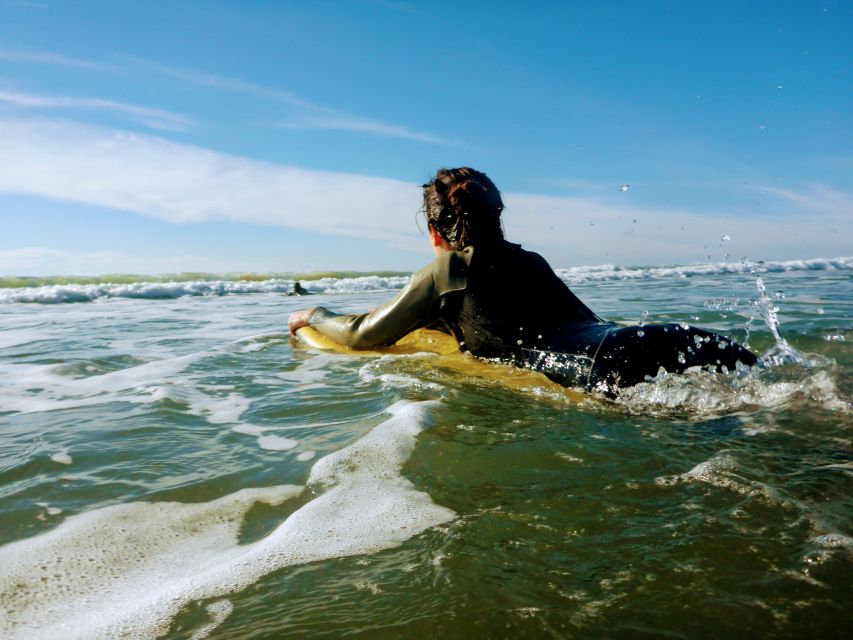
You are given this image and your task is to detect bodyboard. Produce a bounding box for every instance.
[295,326,459,356]
[294,326,583,400]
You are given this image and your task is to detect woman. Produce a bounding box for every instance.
[289,167,757,397]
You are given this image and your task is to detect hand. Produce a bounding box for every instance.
[288,308,317,336]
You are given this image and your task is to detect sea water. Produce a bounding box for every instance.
[0,257,850,638]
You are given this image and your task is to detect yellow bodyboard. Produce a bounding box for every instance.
[295,326,459,356]
[294,326,584,401]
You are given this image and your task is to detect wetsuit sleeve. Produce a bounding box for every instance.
[307,251,469,349]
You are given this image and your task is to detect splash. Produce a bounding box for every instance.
[741,259,802,366]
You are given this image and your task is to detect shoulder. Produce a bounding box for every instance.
[416,248,472,295]
[505,242,555,272]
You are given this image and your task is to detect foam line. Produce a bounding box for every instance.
[0,400,454,639]
[2,256,849,303]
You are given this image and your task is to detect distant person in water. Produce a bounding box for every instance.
[289,167,757,396]
[289,281,309,296]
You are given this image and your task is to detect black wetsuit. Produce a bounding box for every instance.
[308,242,757,396]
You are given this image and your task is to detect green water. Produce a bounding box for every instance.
[0,267,850,638]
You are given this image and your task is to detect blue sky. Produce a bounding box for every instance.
[0,0,851,275]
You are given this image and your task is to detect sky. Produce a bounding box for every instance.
[0,0,851,276]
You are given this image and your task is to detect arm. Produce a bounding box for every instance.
[290,251,470,349]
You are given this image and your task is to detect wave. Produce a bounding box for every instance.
[552,255,853,284]
[0,275,412,304]
[2,256,850,304]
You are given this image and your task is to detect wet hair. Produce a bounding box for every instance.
[422,167,505,250]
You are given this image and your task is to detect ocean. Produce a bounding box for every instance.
[0,256,850,639]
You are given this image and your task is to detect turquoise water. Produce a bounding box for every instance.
[0,259,850,638]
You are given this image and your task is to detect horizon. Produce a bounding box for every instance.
[2,254,850,285]
[1,1,852,276]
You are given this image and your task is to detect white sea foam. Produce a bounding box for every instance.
[231,424,266,437]
[0,275,411,304]
[188,392,251,425]
[49,452,73,465]
[0,352,206,414]
[553,256,853,284]
[0,400,454,640]
[256,435,299,451]
[3,256,849,304]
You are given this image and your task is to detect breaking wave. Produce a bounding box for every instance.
[1,256,850,304]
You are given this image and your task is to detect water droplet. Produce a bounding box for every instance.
[516,339,523,345]
[619,184,631,192]
[639,310,649,327]
[721,234,731,242]
[589,220,595,226]
[677,352,686,364]
[816,307,824,315]
[773,291,785,300]
[776,85,783,90]
[637,330,645,337]
[537,334,542,340]
[759,124,766,130]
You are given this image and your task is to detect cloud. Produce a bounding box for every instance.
[0,116,425,249]
[0,89,193,131]
[283,113,446,144]
[0,44,450,145]
[1,45,448,143]
[0,45,116,72]
[750,183,853,217]
[0,247,69,273]
[0,247,223,276]
[0,116,850,267]
[502,187,852,266]
[132,58,449,144]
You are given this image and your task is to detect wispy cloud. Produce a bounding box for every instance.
[284,113,447,144]
[749,183,853,217]
[0,89,193,131]
[1,44,447,143]
[1,116,849,266]
[132,58,449,144]
[0,45,116,72]
[11,1,48,9]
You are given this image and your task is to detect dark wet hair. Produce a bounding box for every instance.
[422,167,504,250]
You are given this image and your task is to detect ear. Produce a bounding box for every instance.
[428,224,444,248]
